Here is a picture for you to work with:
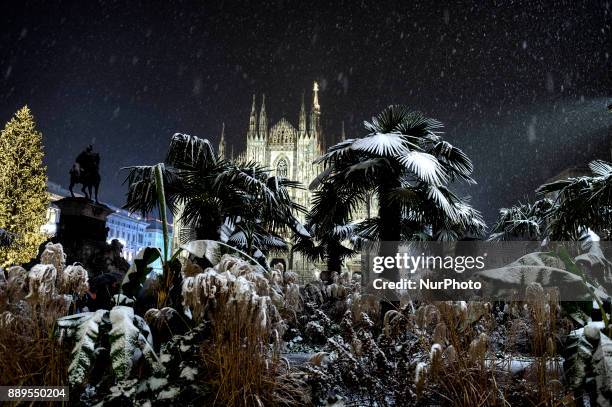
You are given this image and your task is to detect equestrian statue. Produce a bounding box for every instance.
[69,144,101,203]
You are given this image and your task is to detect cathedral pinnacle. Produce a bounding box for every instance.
[299,91,307,137]
[313,82,320,111]
[259,94,268,139]
[218,122,226,159]
[248,94,257,139]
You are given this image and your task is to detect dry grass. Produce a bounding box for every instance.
[0,303,69,387]
[200,291,308,407]
[181,255,309,407]
[0,255,74,404]
[418,301,504,407]
[414,294,571,407]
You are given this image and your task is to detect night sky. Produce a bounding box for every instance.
[1,0,610,223]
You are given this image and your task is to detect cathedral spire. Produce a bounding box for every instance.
[218,122,226,159]
[259,94,268,139]
[248,94,257,139]
[313,81,320,112]
[299,91,307,137]
[310,81,321,141]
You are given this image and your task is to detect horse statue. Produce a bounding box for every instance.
[69,145,101,203]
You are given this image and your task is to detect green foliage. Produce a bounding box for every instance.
[124,133,306,263]
[57,306,157,386]
[297,105,484,274]
[121,247,162,299]
[489,198,554,241]
[556,247,610,330]
[538,160,612,240]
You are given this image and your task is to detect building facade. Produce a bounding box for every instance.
[219,82,325,221]
[46,182,171,271]
[105,207,149,262]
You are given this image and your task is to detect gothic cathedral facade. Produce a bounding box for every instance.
[218,82,325,222]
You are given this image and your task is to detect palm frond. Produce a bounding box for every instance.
[122,163,179,216]
[350,132,412,157]
[399,151,447,185]
[165,133,216,170]
[394,110,443,138]
[589,160,612,177]
[363,105,414,134]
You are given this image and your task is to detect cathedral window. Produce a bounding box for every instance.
[277,158,288,178]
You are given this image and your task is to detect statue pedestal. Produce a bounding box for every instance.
[53,197,113,276]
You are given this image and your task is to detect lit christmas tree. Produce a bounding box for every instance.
[0,106,49,267]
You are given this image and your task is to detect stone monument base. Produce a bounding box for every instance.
[53,197,128,276]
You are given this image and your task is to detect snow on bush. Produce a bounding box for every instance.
[40,242,66,277]
[26,264,57,302]
[62,264,89,297]
[57,305,157,386]
[181,254,284,334]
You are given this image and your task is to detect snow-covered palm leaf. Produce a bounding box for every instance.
[399,151,447,185]
[260,234,287,249]
[394,110,443,139]
[345,157,390,177]
[364,104,414,134]
[57,309,108,386]
[331,223,355,241]
[315,138,359,165]
[351,132,411,157]
[288,215,311,238]
[452,200,487,235]
[291,236,327,262]
[430,141,474,181]
[353,217,381,243]
[228,230,248,247]
[309,166,333,190]
[214,164,279,210]
[589,160,612,177]
[537,177,581,196]
[109,306,157,381]
[165,133,216,170]
[437,228,459,242]
[123,163,179,215]
[426,185,459,222]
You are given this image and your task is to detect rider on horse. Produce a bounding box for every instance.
[69,145,101,203]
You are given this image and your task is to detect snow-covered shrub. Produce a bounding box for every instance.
[0,265,27,306]
[40,242,66,278]
[61,264,89,297]
[26,263,57,302]
[0,262,70,387]
[181,254,284,334]
[57,305,158,386]
[563,321,612,406]
[181,254,306,406]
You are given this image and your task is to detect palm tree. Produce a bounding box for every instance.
[537,160,612,240]
[124,133,307,264]
[309,105,483,248]
[292,180,359,273]
[488,198,555,241]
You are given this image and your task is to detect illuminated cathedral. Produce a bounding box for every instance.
[218,82,326,220]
